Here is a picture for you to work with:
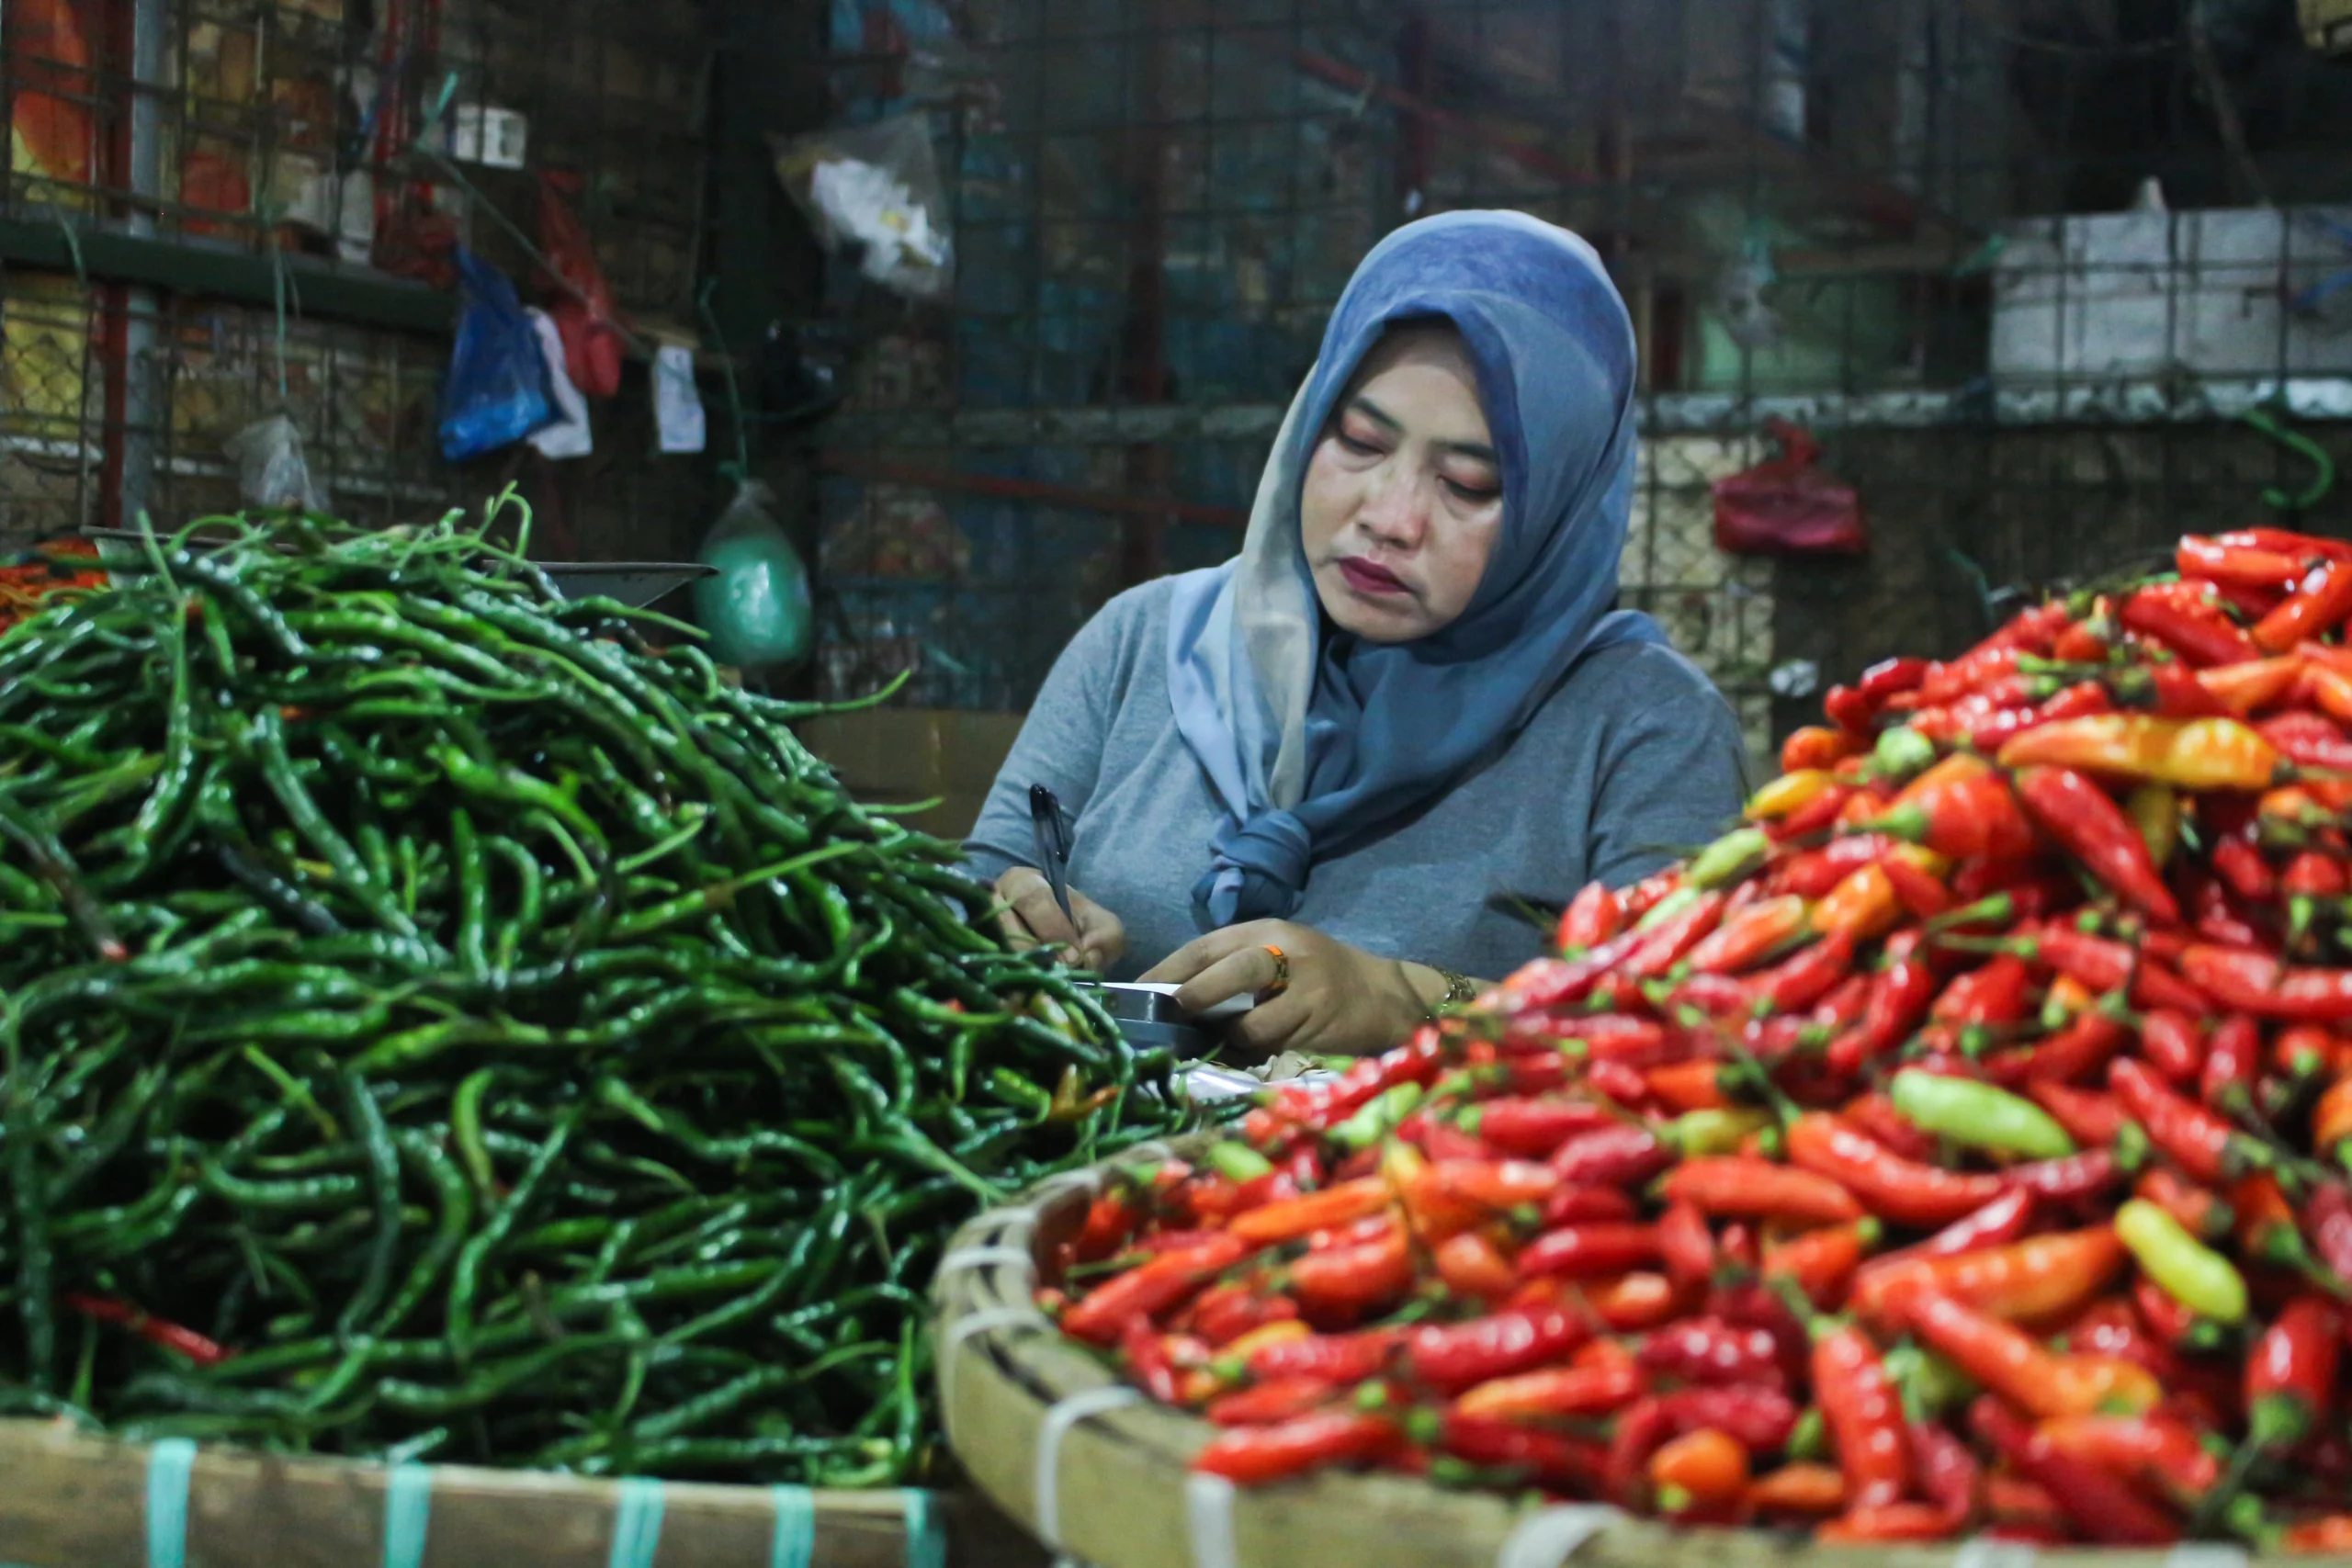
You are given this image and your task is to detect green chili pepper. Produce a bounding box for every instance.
[2117,1198,2249,1325]
[1889,1068,2075,1160]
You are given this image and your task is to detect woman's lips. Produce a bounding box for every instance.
[1336,556,1410,596]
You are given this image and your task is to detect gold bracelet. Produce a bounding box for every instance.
[1427,967,1478,1018]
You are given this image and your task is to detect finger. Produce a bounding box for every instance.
[1172,944,1283,1016]
[1138,922,1269,986]
[1009,880,1082,953]
[1074,899,1126,971]
[1227,990,1312,1055]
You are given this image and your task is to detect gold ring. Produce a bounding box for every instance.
[1261,943,1291,997]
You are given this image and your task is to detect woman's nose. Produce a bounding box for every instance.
[1355,466,1430,549]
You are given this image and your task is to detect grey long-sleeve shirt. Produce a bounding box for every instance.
[965,578,1751,982]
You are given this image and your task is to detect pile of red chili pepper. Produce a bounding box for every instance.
[1035,526,2352,1551]
[0,538,107,634]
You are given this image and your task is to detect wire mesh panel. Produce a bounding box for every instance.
[811,0,2352,753]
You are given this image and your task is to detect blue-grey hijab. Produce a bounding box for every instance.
[1164,209,1666,931]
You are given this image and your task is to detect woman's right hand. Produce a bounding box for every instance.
[993,867,1126,974]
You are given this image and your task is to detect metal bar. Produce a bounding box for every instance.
[818,454,1248,529]
[0,218,458,333]
[1290,47,1594,187]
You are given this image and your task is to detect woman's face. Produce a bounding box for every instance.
[1298,324,1504,644]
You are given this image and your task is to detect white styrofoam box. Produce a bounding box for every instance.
[450,105,529,170]
[1992,206,2352,381]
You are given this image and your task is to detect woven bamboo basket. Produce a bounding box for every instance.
[0,1416,1045,1568]
[930,1140,2296,1568]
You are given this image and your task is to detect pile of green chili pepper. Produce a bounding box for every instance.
[0,502,1196,1483]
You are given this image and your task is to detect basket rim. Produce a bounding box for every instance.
[929,1142,2322,1568]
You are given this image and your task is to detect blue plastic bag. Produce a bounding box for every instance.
[438,250,554,463]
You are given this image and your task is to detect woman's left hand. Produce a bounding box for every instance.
[1139,920,1428,1058]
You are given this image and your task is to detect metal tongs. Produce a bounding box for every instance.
[1027,783,1077,934]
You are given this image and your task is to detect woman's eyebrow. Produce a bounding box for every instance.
[1350,396,1498,466]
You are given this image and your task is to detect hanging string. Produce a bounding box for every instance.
[696,278,751,479]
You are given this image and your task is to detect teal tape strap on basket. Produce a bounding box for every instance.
[769,1485,817,1568]
[382,1462,435,1568]
[607,1477,665,1568]
[901,1491,944,1568]
[144,1438,198,1568]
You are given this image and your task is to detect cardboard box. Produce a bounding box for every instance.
[2306,0,2352,51]
[793,708,1025,841]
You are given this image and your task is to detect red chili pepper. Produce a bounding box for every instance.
[1782,725,1868,773]
[1289,1224,1413,1317]
[1660,1157,1862,1227]
[2021,923,2211,1016]
[1541,1184,1641,1227]
[1619,891,1730,981]
[1869,756,2039,861]
[2025,1080,2128,1145]
[1437,1413,1611,1492]
[1556,880,1625,953]
[2261,708,2352,772]
[1860,656,1931,702]
[2109,1055,2258,1184]
[1657,1200,1716,1292]
[1827,933,1940,1077]
[1635,1317,1787,1390]
[1193,1409,1399,1483]
[1205,1375,1343,1427]
[2245,1294,2343,1449]
[2180,534,2311,589]
[1460,1097,1613,1158]
[1431,1231,1519,1303]
[2012,767,2181,923]
[1838,1091,1942,1164]
[2200,652,2307,716]
[1764,1221,1876,1310]
[2199,1011,2262,1115]
[1265,1032,1446,1132]
[2182,942,2352,1022]
[1405,1303,1592,1393]
[2138,1008,2209,1085]
[2256,559,2352,651]
[1229,1178,1391,1245]
[2211,833,2276,900]
[1062,1233,1254,1346]
[1245,1328,1399,1385]
[1518,1223,1664,1283]
[1075,1192,1140,1262]
[2317,1074,2352,1163]
[2233,1171,2328,1281]
[1427,1158,1560,1212]
[2126,656,2235,719]
[1737,930,1857,1018]
[1852,1228,2126,1331]
[1454,1358,1647,1422]
[1929,953,2033,1028]
[1785,1113,2007,1229]
[2307,1182,2352,1281]
[1811,1323,1910,1510]
[2131,1273,2218,1351]
[2037,1414,2221,1508]
[1684,896,1813,976]
[1872,1191,2039,1286]
[2002,1147,2120,1205]
[61,1293,232,1366]
[1121,1314,1182,1403]
[1906,1416,1979,1530]
[1548,1125,1670,1187]
[2120,585,2260,669]
[2133,1168,2233,1240]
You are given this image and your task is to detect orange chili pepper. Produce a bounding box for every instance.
[1648,1427,1751,1508]
[1997,713,2280,791]
[2199,651,2306,715]
[1851,1227,2126,1330]
[1229,1178,1390,1245]
[1905,1293,2160,1419]
[1432,1230,1518,1303]
[1744,1462,1848,1517]
[1814,863,1903,942]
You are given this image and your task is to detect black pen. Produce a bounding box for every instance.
[1027,784,1077,931]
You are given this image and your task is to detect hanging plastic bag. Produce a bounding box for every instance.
[694,478,813,673]
[772,115,954,299]
[537,171,626,399]
[438,250,555,464]
[223,412,328,513]
[1712,419,1868,557]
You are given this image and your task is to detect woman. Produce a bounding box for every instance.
[964,210,1749,1056]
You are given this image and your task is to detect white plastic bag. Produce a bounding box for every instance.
[224,413,328,513]
[772,116,954,299]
